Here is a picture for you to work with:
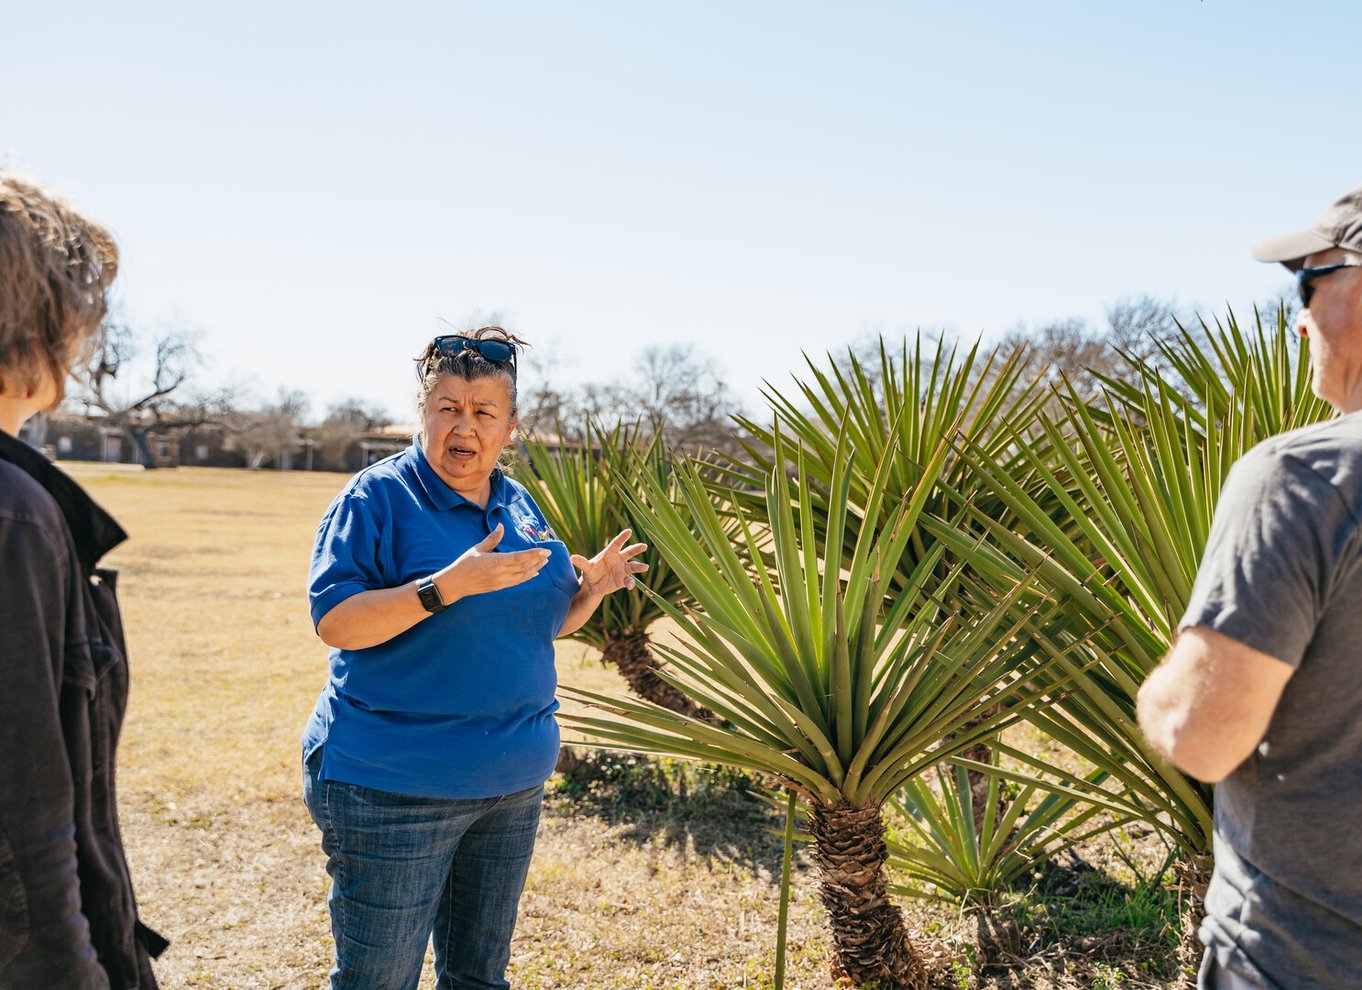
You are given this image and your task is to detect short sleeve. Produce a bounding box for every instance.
[309,492,389,628]
[1181,448,1351,669]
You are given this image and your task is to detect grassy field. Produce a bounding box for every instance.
[66,463,1178,990]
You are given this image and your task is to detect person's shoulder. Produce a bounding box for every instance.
[1231,414,1362,518]
[499,470,545,513]
[500,469,533,500]
[1249,413,1362,475]
[0,458,65,536]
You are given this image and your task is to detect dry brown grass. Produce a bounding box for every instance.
[70,465,838,989]
[66,463,1178,990]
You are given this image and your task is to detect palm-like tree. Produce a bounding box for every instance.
[888,762,1127,908]
[517,420,712,720]
[1099,305,1328,439]
[923,307,1332,971]
[717,337,1051,833]
[560,426,1091,989]
[720,336,1049,585]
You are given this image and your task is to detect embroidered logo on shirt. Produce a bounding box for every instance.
[524,523,557,542]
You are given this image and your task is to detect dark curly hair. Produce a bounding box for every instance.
[414,325,529,417]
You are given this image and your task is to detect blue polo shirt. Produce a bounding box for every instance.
[302,443,577,798]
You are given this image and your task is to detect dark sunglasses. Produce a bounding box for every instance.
[1298,262,1362,308]
[432,335,518,373]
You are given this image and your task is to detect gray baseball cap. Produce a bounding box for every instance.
[1251,184,1362,271]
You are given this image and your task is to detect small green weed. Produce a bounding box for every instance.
[1004,863,1177,940]
[1091,961,1129,989]
[990,858,1179,982]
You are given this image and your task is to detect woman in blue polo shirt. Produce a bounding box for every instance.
[302,327,647,990]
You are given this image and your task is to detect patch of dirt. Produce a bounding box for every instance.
[123,784,839,990]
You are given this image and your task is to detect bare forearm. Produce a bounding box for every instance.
[316,526,550,650]
[1136,663,1226,780]
[1136,627,1293,783]
[557,586,604,639]
[316,565,476,650]
[315,581,434,650]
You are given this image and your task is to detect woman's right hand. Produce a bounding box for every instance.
[435,524,549,603]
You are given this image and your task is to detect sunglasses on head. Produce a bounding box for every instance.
[1298,262,1362,308]
[432,335,518,373]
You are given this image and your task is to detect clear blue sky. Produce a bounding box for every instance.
[4,2,1357,423]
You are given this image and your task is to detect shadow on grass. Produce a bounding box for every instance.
[546,751,794,876]
[969,851,1181,988]
[548,756,1184,988]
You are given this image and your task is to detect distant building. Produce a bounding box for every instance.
[353,424,413,469]
[23,413,417,473]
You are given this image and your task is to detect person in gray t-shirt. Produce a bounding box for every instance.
[1138,184,1362,990]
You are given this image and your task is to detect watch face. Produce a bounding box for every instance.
[417,578,445,613]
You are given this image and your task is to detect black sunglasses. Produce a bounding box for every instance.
[432,335,518,373]
[1298,262,1362,308]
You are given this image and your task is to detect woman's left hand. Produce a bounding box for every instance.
[571,529,649,597]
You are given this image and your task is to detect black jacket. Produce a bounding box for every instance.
[0,431,165,989]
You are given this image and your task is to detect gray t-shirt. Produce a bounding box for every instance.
[1182,411,1362,989]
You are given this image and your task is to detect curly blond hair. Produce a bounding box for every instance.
[0,171,119,403]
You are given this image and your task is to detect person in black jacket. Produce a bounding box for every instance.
[0,171,165,988]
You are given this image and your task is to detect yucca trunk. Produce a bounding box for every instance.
[555,631,713,779]
[601,630,715,722]
[960,744,1002,837]
[1175,853,1214,986]
[553,745,586,777]
[941,703,1005,837]
[808,801,930,990]
[972,907,1021,973]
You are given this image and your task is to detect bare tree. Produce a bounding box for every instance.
[315,398,393,470]
[518,383,569,437]
[996,316,1114,400]
[72,319,231,468]
[825,329,929,397]
[1107,294,1184,353]
[633,344,738,452]
[989,295,1202,408]
[225,390,309,470]
[520,344,744,455]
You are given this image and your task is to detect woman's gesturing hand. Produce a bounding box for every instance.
[570,528,649,598]
[316,524,550,650]
[441,524,549,600]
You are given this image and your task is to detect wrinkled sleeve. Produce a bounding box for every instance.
[309,492,388,629]
[0,514,109,989]
[1181,449,1350,669]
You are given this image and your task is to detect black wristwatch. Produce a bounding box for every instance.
[416,576,446,614]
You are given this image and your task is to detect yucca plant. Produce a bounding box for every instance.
[517,420,712,720]
[887,758,1132,971]
[560,424,1096,989]
[715,336,1054,837]
[719,335,1050,589]
[1097,304,1329,438]
[923,306,1333,972]
[888,763,1126,909]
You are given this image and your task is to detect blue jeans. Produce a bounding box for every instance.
[303,750,543,990]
